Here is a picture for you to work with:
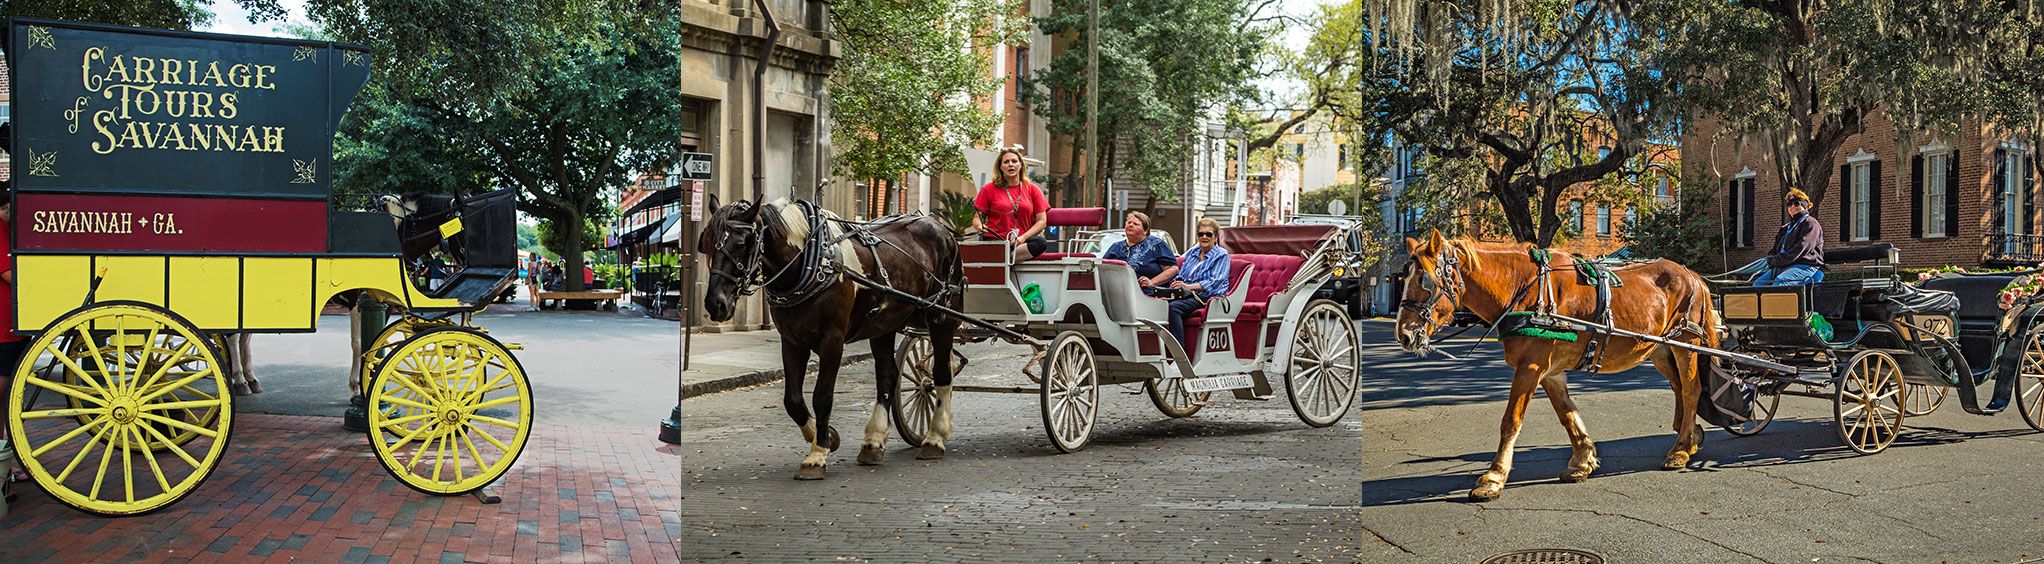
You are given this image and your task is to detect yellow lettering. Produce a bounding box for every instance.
[82,46,105,92]
[91,110,120,155]
[220,93,237,119]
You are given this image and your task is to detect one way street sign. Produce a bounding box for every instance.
[682,152,714,180]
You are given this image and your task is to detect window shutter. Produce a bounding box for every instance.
[2028,151,2038,235]
[1947,151,1962,238]
[1840,163,1853,242]
[1870,160,1883,240]
[1910,154,1924,238]
[1726,180,1739,248]
[1993,149,2008,237]
[1743,179,1756,247]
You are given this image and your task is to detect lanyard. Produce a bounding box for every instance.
[1776,214,1806,254]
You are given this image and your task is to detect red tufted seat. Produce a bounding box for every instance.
[1229,254,1307,358]
[1028,252,1095,261]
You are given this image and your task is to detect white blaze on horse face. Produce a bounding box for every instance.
[928,385,955,448]
[863,401,889,447]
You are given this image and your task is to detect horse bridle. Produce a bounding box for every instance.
[708,204,772,297]
[1399,245,1465,343]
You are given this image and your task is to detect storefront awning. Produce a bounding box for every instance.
[622,188,684,217]
[607,218,665,249]
[660,213,689,244]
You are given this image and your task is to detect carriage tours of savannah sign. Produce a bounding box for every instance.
[7,19,372,253]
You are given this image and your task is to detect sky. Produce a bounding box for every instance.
[197,0,314,38]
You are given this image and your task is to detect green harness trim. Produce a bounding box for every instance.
[1496,311,1579,342]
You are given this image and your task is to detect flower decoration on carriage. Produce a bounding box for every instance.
[1916,265,1970,285]
[2000,274,2044,310]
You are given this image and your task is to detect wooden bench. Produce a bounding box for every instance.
[535,289,624,311]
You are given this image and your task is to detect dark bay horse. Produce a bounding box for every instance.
[1395,230,1721,501]
[699,195,963,480]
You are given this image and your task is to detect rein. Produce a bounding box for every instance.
[1400,244,1466,357]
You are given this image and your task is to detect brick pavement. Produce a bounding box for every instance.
[0,414,681,562]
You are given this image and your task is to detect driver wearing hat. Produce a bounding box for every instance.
[1754,187,1826,286]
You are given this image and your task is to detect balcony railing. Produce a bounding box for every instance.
[1986,233,2044,266]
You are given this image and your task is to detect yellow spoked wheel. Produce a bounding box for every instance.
[9,302,232,516]
[359,317,451,395]
[367,328,532,495]
[48,336,224,454]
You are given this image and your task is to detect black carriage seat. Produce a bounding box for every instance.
[1920,273,2019,369]
[1823,242,1897,265]
[421,190,521,307]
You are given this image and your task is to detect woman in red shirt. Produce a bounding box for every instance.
[972,146,1049,262]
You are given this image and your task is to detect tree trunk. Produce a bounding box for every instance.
[563,210,588,292]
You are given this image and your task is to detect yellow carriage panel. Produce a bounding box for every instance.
[15,255,91,332]
[94,256,169,305]
[314,257,465,312]
[242,258,315,330]
[169,256,243,329]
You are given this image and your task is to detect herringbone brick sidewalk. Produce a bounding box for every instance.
[0,413,681,563]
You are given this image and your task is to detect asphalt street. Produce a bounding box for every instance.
[1360,320,2044,563]
[679,340,1363,562]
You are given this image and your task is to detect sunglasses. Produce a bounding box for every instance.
[1197,232,1216,237]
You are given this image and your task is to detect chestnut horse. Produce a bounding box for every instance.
[1394,231,1721,501]
[699,195,963,480]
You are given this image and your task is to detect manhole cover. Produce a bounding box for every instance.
[1478,548,1605,564]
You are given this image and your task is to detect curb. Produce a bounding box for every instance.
[680,350,878,399]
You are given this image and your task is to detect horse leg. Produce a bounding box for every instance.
[920,318,960,460]
[236,334,259,394]
[1653,348,1706,470]
[804,339,847,477]
[1539,373,1599,483]
[783,345,829,481]
[1471,364,1548,502]
[860,333,898,466]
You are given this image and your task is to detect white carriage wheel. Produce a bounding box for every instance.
[891,334,936,447]
[1144,376,1210,418]
[1039,332,1098,453]
[1834,349,1906,455]
[1286,301,1361,427]
[2017,329,2044,432]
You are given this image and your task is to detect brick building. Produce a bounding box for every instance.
[1685,112,2040,273]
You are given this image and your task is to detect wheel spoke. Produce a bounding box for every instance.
[139,399,223,413]
[136,412,219,439]
[55,420,116,482]
[469,394,523,411]
[130,426,173,494]
[136,420,204,468]
[21,407,104,420]
[378,413,438,430]
[33,414,113,458]
[134,368,219,406]
[378,394,437,412]
[469,414,521,429]
[467,424,511,451]
[461,427,490,471]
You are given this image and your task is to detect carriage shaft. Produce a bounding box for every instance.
[1540,314,1798,375]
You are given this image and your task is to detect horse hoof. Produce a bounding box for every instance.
[1558,470,1591,483]
[857,445,885,466]
[823,426,842,452]
[1468,485,1502,502]
[794,465,827,480]
[1661,454,1691,470]
[916,444,946,460]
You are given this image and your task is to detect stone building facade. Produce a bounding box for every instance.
[680,0,842,330]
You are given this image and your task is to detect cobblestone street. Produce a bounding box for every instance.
[680,341,1362,561]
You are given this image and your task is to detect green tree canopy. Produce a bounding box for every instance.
[1026,0,1275,207]
[828,0,1023,204]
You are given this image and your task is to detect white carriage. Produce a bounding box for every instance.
[890,208,1364,452]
